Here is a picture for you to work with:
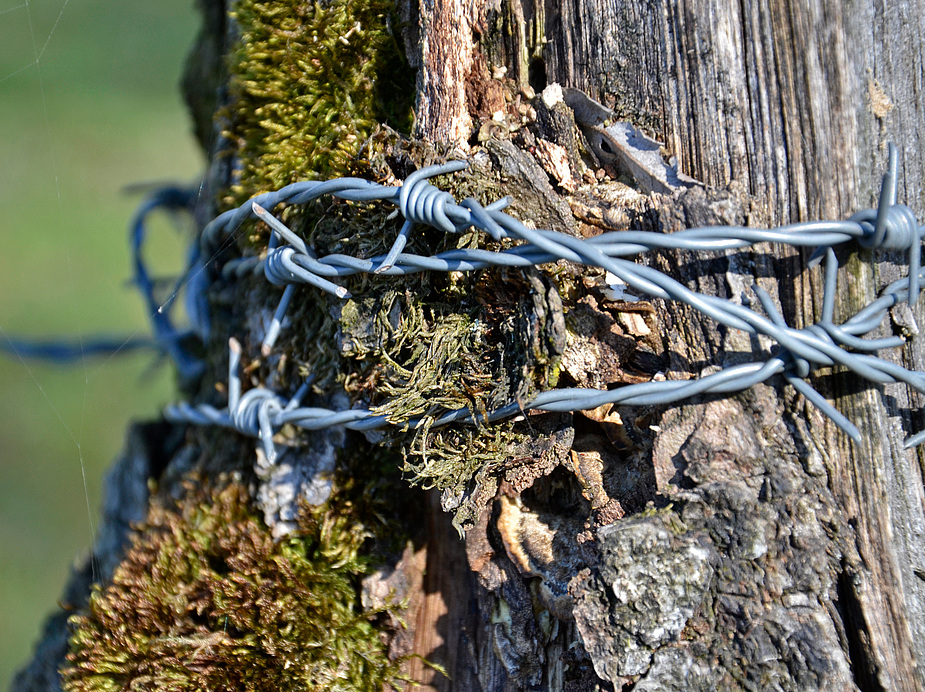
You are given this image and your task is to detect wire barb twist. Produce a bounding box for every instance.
[158,144,925,459]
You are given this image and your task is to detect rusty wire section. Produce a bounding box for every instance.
[161,145,925,460]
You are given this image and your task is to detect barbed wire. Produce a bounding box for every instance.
[0,185,205,375]
[129,186,208,381]
[205,149,921,355]
[162,144,925,459]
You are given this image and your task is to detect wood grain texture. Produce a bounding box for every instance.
[542,1,925,688]
[14,1,925,690]
[404,492,480,691]
[413,0,480,144]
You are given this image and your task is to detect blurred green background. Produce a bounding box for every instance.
[0,0,203,685]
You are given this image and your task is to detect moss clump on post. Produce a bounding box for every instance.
[402,420,527,532]
[225,0,414,204]
[263,148,568,531]
[62,475,407,692]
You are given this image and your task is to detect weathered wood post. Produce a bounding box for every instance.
[15,1,925,690]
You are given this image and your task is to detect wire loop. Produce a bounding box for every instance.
[18,145,921,455]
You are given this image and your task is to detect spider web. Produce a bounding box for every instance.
[0,0,202,684]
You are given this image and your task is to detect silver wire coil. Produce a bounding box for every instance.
[165,144,925,458]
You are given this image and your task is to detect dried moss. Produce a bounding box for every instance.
[62,475,408,692]
[299,179,567,529]
[322,266,555,530]
[402,420,527,532]
[373,311,492,423]
[210,0,580,533]
[224,0,414,205]
[216,117,570,531]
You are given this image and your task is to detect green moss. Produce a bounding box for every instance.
[292,187,565,529]
[224,0,414,205]
[210,0,579,534]
[216,117,568,532]
[402,420,527,532]
[62,475,409,692]
[373,310,491,423]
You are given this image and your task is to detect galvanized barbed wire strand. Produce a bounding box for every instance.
[246,210,908,358]
[209,146,921,290]
[166,339,785,461]
[165,331,857,462]
[0,335,155,361]
[129,186,208,380]
[0,185,206,372]
[164,337,314,462]
[165,145,925,454]
[166,252,925,458]
[212,149,922,354]
[234,193,914,298]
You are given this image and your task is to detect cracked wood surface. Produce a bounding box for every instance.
[415,0,925,689]
[14,1,925,690]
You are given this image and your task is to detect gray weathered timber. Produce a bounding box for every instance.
[541,0,925,688]
[435,0,925,688]
[14,0,924,690]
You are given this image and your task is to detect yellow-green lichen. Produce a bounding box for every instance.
[62,475,408,692]
[225,0,414,205]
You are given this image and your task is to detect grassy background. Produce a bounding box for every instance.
[0,0,203,685]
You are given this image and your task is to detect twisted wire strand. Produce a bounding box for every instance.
[163,144,925,458]
[205,149,921,356]
[0,335,155,361]
[165,338,313,462]
[165,261,925,460]
[207,148,920,292]
[0,186,207,377]
[129,187,208,380]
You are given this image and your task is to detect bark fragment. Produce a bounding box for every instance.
[571,514,717,683]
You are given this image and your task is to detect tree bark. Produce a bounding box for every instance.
[14,1,925,690]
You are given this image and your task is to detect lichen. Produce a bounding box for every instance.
[571,513,717,682]
[62,473,409,692]
[224,0,414,205]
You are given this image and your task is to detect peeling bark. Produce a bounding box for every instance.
[15,1,925,690]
